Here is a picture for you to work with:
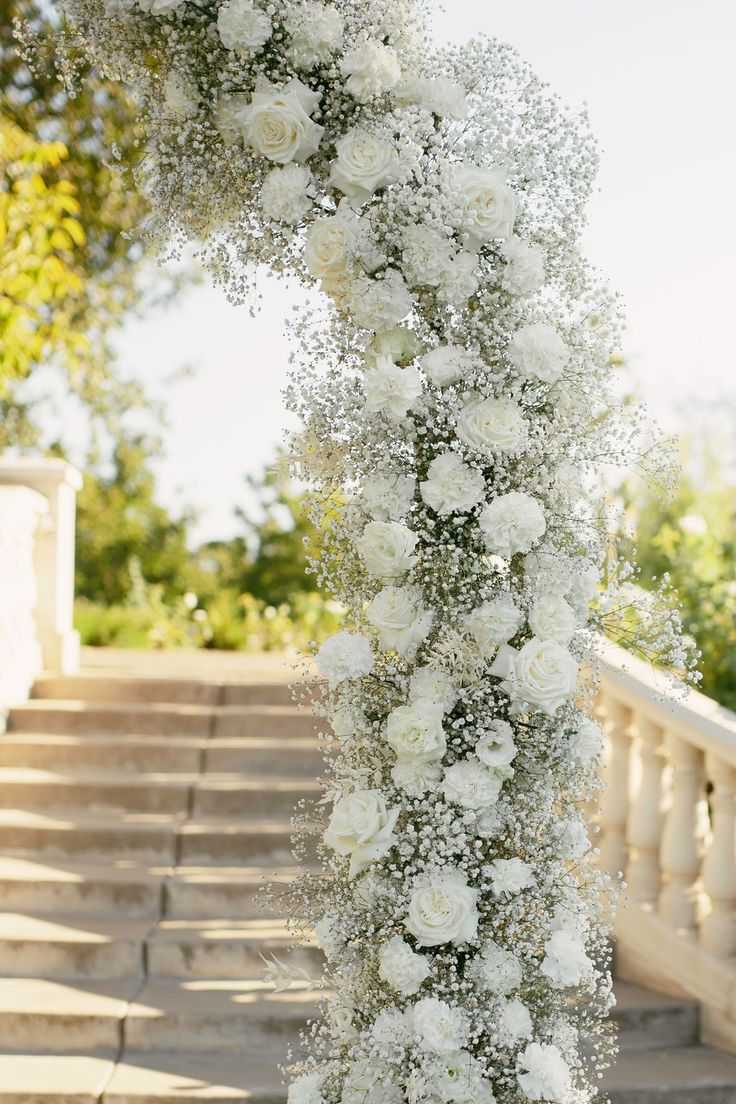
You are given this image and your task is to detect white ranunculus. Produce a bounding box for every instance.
[357,520,417,578]
[500,999,533,1043]
[442,758,502,810]
[421,344,472,387]
[437,250,479,306]
[288,1072,324,1104]
[500,236,545,297]
[487,857,534,896]
[517,1043,571,1103]
[397,75,468,120]
[541,929,593,989]
[330,128,400,204]
[260,163,312,223]
[217,0,271,53]
[363,355,423,420]
[366,327,419,366]
[409,665,458,711]
[464,595,524,654]
[316,631,373,689]
[366,585,432,659]
[340,39,401,102]
[405,869,479,947]
[467,940,523,994]
[285,1,344,67]
[239,78,323,164]
[163,73,199,117]
[569,716,604,764]
[508,322,569,384]
[454,164,517,246]
[420,452,485,516]
[303,212,355,282]
[361,472,415,522]
[456,396,528,456]
[324,788,399,878]
[529,592,577,644]
[401,225,454,288]
[391,757,442,797]
[496,637,578,716]
[412,997,465,1055]
[349,270,413,331]
[386,700,446,763]
[479,492,546,558]
[475,720,517,768]
[378,935,431,995]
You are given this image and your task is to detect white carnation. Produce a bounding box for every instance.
[442,759,502,811]
[517,1043,571,1103]
[436,250,479,306]
[324,789,399,878]
[401,225,454,288]
[330,127,400,204]
[422,344,473,387]
[464,596,524,654]
[316,631,373,689]
[391,757,442,797]
[420,452,485,516]
[371,1008,413,1048]
[457,396,528,456]
[487,857,534,896]
[217,0,271,53]
[364,355,422,420]
[409,666,458,711]
[479,492,546,558]
[341,39,401,102]
[366,327,418,366]
[500,237,545,297]
[239,77,323,164]
[398,75,468,120]
[285,1,344,67]
[361,472,415,522]
[475,720,517,768]
[508,322,569,384]
[529,592,577,644]
[349,270,412,331]
[357,520,417,578]
[569,716,604,764]
[366,585,432,659]
[412,997,465,1055]
[468,940,523,995]
[500,999,533,1043]
[405,868,479,947]
[378,935,431,995]
[288,1072,323,1104]
[386,700,446,763]
[260,164,312,224]
[541,929,594,988]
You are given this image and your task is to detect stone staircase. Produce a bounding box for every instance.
[0,658,734,1103]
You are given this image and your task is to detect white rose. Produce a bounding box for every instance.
[330,128,400,204]
[285,1,344,67]
[500,236,545,297]
[401,225,454,288]
[260,163,312,224]
[475,720,517,768]
[464,595,524,654]
[436,250,479,306]
[412,997,465,1055]
[366,327,418,366]
[316,630,373,689]
[391,757,442,797]
[349,270,412,331]
[357,520,417,578]
[569,717,603,764]
[421,344,473,387]
[405,869,479,947]
[397,75,468,120]
[378,935,430,995]
[468,940,523,995]
[217,0,271,53]
[239,78,323,164]
[420,452,485,516]
[508,322,569,384]
[386,701,446,763]
[163,73,199,118]
[340,39,401,102]
[366,585,432,659]
[442,759,502,810]
[500,999,533,1043]
[303,212,355,281]
[479,492,546,558]
[409,666,458,711]
[457,396,528,455]
[529,592,577,644]
[487,857,534,896]
[517,1043,571,1104]
[324,788,399,878]
[494,638,578,716]
[454,164,517,246]
[361,472,415,521]
[288,1072,324,1104]
[364,355,423,420]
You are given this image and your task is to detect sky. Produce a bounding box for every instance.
[94,0,736,543]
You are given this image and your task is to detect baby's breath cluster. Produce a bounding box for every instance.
[56,1,695,1100]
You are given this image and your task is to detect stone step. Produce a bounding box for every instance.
[0,978,137,1051]
[178,817,310,866]
[0,769,192,815]
[603,1045,736,1103]
[0,734,203,773]
[163,865,308,919]
[0,913,150,979]
[204,737,322,776]
[0,857,167,917]
[125,981,320,1052]
[0,810,179,862]
[212,707,317,741]
[147,919,321,979]
[193,777,319,818]
[613,981,699,1052]
[33,674,297,708]
[8,703,213,738]
[0,1053,115,1104]
[102,1050,289,1104]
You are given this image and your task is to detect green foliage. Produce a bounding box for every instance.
[623,442,736,709]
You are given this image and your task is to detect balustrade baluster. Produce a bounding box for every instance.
[659,732,705,934]
[625,715,664,904]
[598,697,632,878]
[700,753,736,956]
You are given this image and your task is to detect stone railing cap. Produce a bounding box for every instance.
[0,458,83,491]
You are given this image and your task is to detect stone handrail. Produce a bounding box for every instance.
[598,641,736,1051]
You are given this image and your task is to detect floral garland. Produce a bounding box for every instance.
[51,1,694,1101]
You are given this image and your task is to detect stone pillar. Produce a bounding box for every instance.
[0,458,83,673]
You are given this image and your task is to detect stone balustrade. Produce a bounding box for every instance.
[598,641,736,1051]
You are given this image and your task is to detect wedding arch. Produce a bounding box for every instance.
[50,1,691,1100]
